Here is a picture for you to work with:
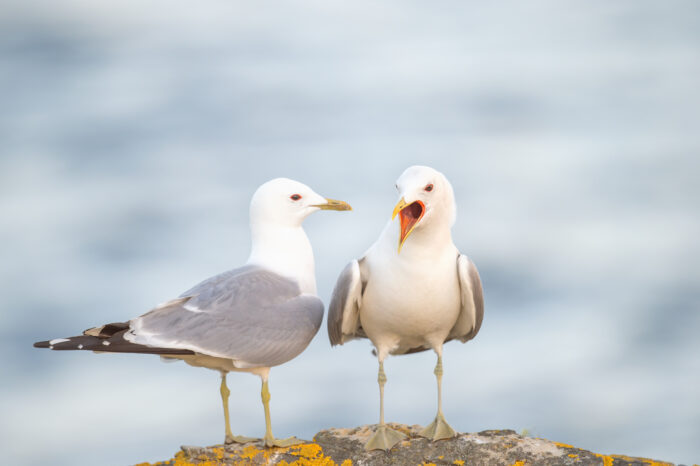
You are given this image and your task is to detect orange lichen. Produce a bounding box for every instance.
[453,461,465,466]
[592,452,673,466]
[278,443,338,466]
[510,461,526,466]
[136,442,354,466]
[609,454,673,466]
[553,441,575,449]
[168,449,221,466]
[568,453,578,458]
[593,454,614,466]
[238,444,270,461]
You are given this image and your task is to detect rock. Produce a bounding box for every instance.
[136,423,677,466]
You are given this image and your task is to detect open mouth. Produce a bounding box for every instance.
[399,200,425,245]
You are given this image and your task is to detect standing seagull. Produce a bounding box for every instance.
[34,178,351,448]
[328,165,484,451]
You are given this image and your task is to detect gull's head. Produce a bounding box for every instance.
[391,165,456,252]
[250,178,351,227]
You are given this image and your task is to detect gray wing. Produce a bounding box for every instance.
[448,254,484,342]
[125,265,324,368]
[327,259,366,345]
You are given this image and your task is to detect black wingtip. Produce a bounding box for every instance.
[34,340,50,348]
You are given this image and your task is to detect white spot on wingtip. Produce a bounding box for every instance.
[102,341,110,346]
[49,338,70,345]
[78,344,83,349]
[49,345,54,349]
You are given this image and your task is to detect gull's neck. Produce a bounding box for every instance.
[247,221,317,295]
[378,215,456,262]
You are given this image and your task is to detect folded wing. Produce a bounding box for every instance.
[126,265,324,368]
[448,254,484,342]
[327,259,366,345]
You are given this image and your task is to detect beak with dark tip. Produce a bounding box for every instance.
[392,197,425,253]
[314,198,352,211]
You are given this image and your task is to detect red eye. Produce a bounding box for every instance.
[290,194,302,201]
[425,184,434,192]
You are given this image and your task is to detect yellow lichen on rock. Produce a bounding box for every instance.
[553,441,575,449]
[592,452,673,466]
[593,454,614,466]
[133,424,678,465]
[609,454,673,466]
[277,442,337,466]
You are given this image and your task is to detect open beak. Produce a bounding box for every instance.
[392,197,425,253]
[313,198,352,211]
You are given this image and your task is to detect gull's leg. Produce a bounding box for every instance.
[419,352,457,440]
[365,358,406,451]
[260,376,304,448]
[220,372,256,445]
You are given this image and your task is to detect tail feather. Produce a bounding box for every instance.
[33,326,194,356]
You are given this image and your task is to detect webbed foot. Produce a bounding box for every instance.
[263,435,305,448]
[225,434,257,445]
[365,424,407,451]
[419,412,457,440]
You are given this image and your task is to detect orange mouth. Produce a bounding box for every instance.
[398,200,424,250]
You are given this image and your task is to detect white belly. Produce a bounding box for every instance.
[360,259,461,357]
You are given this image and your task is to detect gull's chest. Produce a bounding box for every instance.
[360,255,461,339]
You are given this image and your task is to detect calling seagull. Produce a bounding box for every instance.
[328,165,484,451]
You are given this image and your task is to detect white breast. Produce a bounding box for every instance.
[359,233,461,357]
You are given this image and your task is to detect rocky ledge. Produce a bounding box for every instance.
[137,423,681,466]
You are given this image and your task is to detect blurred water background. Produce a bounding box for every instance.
[1,1,699,465]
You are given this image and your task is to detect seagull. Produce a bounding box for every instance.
[34,178,351,448]
[327,165,484,451]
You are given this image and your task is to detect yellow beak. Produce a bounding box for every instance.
[314,198,352,211]
[392,197,408,220]
[392,197,425,253]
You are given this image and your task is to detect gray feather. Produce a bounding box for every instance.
[467,258,484,339]
[327,259,365,346]
[451,255,484,342]
[130,265,323,367]
[328,263,353,345]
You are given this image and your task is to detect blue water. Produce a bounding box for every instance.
[1,1,699,464]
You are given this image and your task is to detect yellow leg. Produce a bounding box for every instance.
[220,373,256,445]
[260,378,304,448]
[365,360,406,451]
[420,355,457,440]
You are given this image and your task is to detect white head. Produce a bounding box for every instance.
[249,178,351,228]
[391,165,456,252]
[247,178,351,294]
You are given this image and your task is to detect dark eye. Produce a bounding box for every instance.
[290,194,302,201]
[425,184,434,192]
